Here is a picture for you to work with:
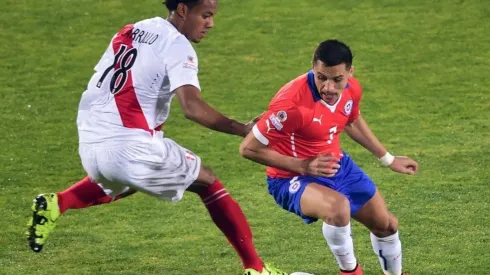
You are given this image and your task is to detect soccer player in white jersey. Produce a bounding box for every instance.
[26,1,288,274]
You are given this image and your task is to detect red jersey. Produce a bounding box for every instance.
[252,71,362,178]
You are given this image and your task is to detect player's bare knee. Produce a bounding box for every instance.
[321,195,350,226]
[372,213,398,237]
[388,214,399,233]
[195,164,216,186]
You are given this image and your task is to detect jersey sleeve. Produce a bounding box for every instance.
[348,78,363,123]
[252,107,305,146]
[165,36,201,92]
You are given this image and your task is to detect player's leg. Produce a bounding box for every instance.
[54,94,138,212]
[26,143,135,252]
[352,189,404,275]
[27,178,132,249]
[267,175,360,274]
[337,153,404,275]
[108,137,286,274]
[187,166,286,275]
[299,183,360,274]
[56,176,136,214]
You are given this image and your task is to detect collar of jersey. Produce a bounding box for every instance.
[307,70,350,103]
[307,70,322,102]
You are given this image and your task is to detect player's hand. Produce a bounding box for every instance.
[243,112,266,136]
[389,156,419,175]
[301,154,341,177]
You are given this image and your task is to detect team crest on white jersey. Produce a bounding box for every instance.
[344,100,353,116]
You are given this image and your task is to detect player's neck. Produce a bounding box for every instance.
[166,14,185,35]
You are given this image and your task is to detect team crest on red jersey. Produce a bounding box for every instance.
[344,100,353,115]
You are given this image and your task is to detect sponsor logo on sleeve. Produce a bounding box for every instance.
[183,55,198,72]
[268,113,283,131]
[185,150,197,161]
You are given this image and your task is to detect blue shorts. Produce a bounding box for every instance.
[267,152,376,224]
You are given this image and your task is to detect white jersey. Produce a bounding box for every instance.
[77,17,200,143]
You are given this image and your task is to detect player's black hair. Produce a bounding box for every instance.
[313,39,353,68]
[164,0,202,11]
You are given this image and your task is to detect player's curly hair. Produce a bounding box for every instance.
[313,39,354,69]
[163,0,202,11]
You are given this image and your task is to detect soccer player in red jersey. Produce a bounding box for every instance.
[240,39,418,275]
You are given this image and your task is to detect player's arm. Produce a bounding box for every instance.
[343,79,417,174]
[344,115,387,158]
[167,37,253,137]
[342,81,388,157]
[240,132,307,174]
[175,86,252,137]
[239,110,340,177]
[343,81,388,158]
[345,115,418,174]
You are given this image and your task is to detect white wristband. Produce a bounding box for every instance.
[379,152,395,166]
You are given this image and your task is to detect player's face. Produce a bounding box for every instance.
[312,60,353,105]
[182,0,218,43]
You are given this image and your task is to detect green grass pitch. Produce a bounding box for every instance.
[1,0,489,274]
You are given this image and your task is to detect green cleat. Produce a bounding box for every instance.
[243,263,288,275]
[26,193,61,252]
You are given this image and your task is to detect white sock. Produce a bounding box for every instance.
[322,222,357,271]
[370,231,402,275]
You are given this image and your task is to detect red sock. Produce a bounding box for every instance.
[57,176,121,214]
[198,179,263,271]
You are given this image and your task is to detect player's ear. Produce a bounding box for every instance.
[176,3,189,19]
[348,65,355,77]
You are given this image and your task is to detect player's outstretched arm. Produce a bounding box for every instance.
[345,115,418,175]
[239,132,340,177]
[175,85,254,137]
[344,115,387,158]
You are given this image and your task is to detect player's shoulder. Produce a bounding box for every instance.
[270,73,309,108]
[346,77,362,99]
[135,17,195,52]
[347,77,362,92]
[134,17,178,36]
